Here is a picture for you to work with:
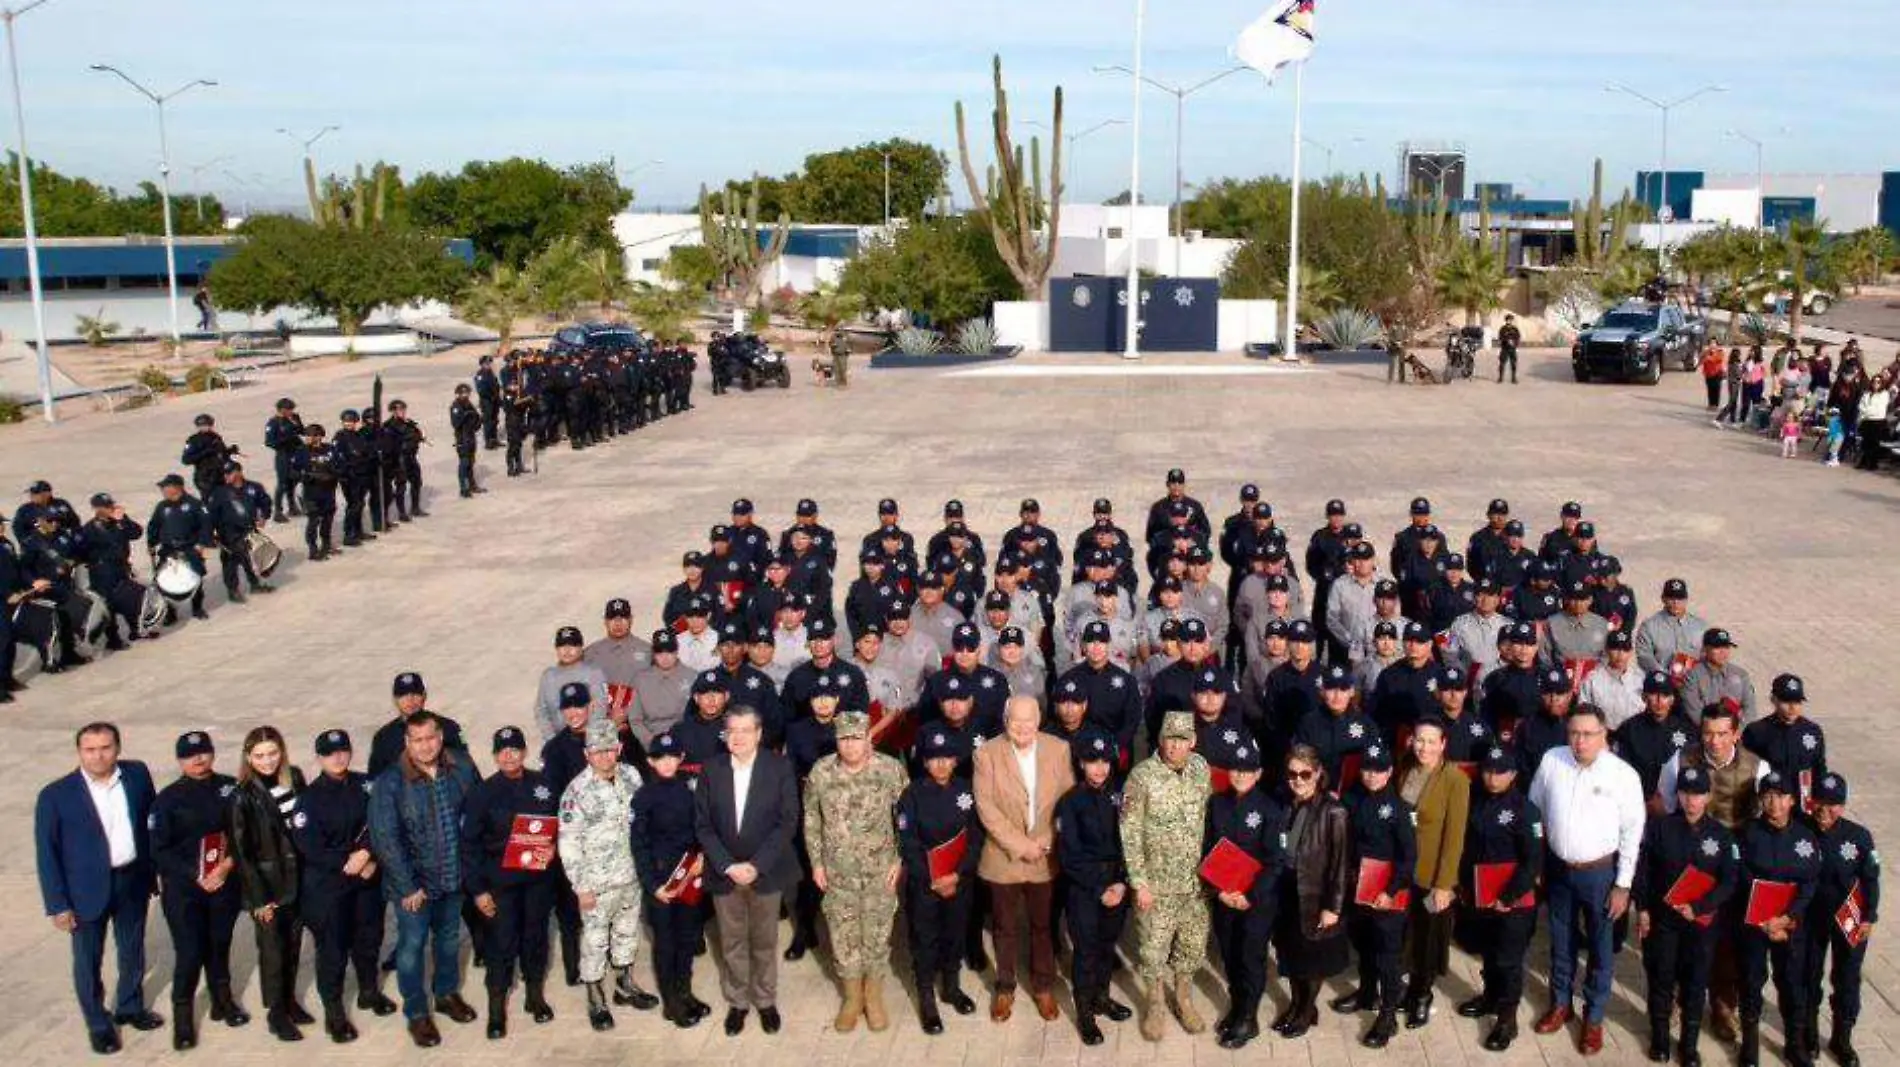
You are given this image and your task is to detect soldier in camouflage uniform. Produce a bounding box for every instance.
[802,711,908,1032]
[1122,709,1214,1040]
[557,721,657,1031]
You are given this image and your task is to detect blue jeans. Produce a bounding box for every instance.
[394,891,464,1020]
[1545,858,1616,1022]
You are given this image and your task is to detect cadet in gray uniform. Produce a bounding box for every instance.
[1676,628,1759,720]
[1539,583,1610,669]
[993,627,1048,712]
[536,626,613,741]
[1445,579,1509,686]
[630,631,695,745]
[584,599,651,691]
[1324,544,1381,665]
[557,722,658,1030]
[1634,578,1709,678]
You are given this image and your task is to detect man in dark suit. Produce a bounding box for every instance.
[34,721,163,1054]
[693,704,798,1036]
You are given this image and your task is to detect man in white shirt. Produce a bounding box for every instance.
[1526,705,1645,1056]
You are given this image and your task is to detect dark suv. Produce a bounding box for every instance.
[547,322,647,358]
[1570,302,1707,385]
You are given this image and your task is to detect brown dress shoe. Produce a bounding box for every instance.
[1580,1022,1604,1055]
[408,1016,441,1048]
[1032,992,1059,1021]
[990,990,1014,1023]
[1533,1005,1574,1035]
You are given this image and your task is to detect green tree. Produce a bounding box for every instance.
[0,153,226,236]
[523,235,591,320]
[1832,226,1895,293]
[209,216,468,336]
[406,158,630,269]
[1779,218,1830,340]
[660,244,721,293]
[1214,176,1410,319]
[625,283,699,344]
[1435,239,1507,326]
[795,282,866,341]
[455,263,537,355]
[789,139,946,224]
[580,247,630,316]
[839,214,1015,326]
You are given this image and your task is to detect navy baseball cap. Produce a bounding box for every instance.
[648,732,684,759]
[1676,764,1712,796]
[1771,673,1805,702]
[1662,578,1689,599]
[1179,618,1209,642]
[1321,664,1354,691]
[998,625,1026,647]
[1437,664,1468,690]
[1402,620,1430,643]
[691,671,728,696]
[1082,620,1111,644]
[1606,630,1633,652]
[1360,743,1395,772]
[1373,620,1399,640]
[1813,773,1847,806]
[950,624,980,651]
[1487,499,1510,516]
[1642,670,1675,695]
[807,616,836,640]
[651,629,679,652]
[1539,668,1572,695]
[1287,619,1316,643]
[1481,746,1516,774]
[796,498,819,516]
[315,729,352,756]
[1191,668,1225,694]
[1702,628,1735,648]
[493,726,528,753]
[1074,728,1117,764]
[175,731,214,759]
[919,729,957,759]
[1759,770,1792,796]
[1503,519,1526,537]
[1409,497,1432,516]
[1325,499,1348,516]
[604,598,633,619]
[392,672,426,697]
[559,682,592,709]
[1055,678,1086,704]
[555,626,586,647]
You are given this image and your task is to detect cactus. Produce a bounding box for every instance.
[954,54,1063,300]
[698,175,790,308]
[307,161,389,230]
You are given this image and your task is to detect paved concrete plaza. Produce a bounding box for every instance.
[4,346,1899,1066]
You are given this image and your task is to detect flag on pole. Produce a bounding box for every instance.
[1235,0,1315,82]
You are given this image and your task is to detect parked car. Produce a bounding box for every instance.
[547,321,648,358]
[1570,301,1708,384]
[1756,271,1836,316]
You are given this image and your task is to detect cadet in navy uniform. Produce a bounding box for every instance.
[1735,771,1822,1067]
[367,672,472,780]
[1190,669,1252,788]
[204,461,275,602]
[148,731,247,1050]
[1205,740,1286,1049]
[147,473,213,621]
[474,355,502,449]
[537,686,593,987]
[293,729,396,1043]
[631,732,714,1029]
[449,384,484,499]
[77,492,146,648]
[181,413,238,502]
[1509,667,1574,779]
[780,499,839,571]
[1615,671,1698,809]
[1333,743,1416,1048]
[1053,727,1130,1045]
[1633,763,1738,1066]
[1455,746,1543,1052]
[461,727,559,1038]
[292,425,341,561]
[263,398,305,520]
[916,624,1009,730]
[1368,621,1439,746]
[1803,774,1878,1067]
[1059,620,1143,756]
[780,617,868,724]
[1430,665,1493,766]
[898,727,987,1034]
[1741,674,1827,798]
[1479,623,1543,740]
[1256,620,1325,769]
[672,672,733,771]
[1294,665,1377,787]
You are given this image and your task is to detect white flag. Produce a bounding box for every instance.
[1235,0,1315,83]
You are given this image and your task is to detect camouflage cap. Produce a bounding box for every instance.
[585,720,620,751]
[1160,710,1195,741]
[833,710,871,740]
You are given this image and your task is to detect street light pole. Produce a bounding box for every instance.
[184,155,231,225]
[1121,0,1145,360]
[1605,83,1726,245]
[93,65,217,343]
[882,150,891,227]
[1726,128,1766,237]
[1094,62,1245,278]
[1059,119,1125,212]
[4,0,55,421]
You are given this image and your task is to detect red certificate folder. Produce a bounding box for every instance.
[1836,882,1870,947]
[662,848,704,906]
[1665,866,1718,927]
[1668,653,1696,684]
[1336,751,1364,794]
[1563,657,1600,691]
[501,814,556,872]
[1199,837,1263,895]
[607,684,636,716]
[928,829,969,881]
[1354,858,1409,910]
[1745,879,1797,927]
[198,831,227,880]
[1474,861,1536,909]
[1208,766,1233,794]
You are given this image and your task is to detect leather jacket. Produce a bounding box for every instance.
[1286,794,1351,938]
[231,767,307,911]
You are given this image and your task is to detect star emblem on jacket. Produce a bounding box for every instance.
[1498,809,1515,827]
[1110,676,1125,689]
[1701,837,1720,857]
[219,783,236,798]
[956,792,974,811]
[746,676,761,690]
[896,812,908,830]
[361,780,373,794]
[1794,839,1815,860]
[1801,732,1818,751]
[1348,722,1365,739]
[981,675,996,689]
[292,811,309,829]
[146,812,158,830]
[1378,803,1393,821]
[1223,729,1239,745]
[533,785,551,801]
[1671,731,1689,749]
[1841,841,1860,863]
[1245,810,1262,829]
[1470,721,1485,737]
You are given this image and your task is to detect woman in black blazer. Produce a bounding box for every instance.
[1270,743,1352,1039]
[230,725,309,1041]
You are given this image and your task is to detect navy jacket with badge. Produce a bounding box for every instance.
[1369,659,1437,743]
[1293,708,1378,786]
[1811,816,1880,930]
[906,716,984,781]
[1633,810,1738,926]
[291,768,378,900]
[781,658,867,723]
[1461,787,1542,905]
[1342,782,1417,900]
[631,774,700,894]
[540,728,589,798]
[206,480,273,543]
[1740,714,1827,786]
[671,710,729,771]
[916,663,1008,733]
[1061,661,1143,754]
[146,495,212,551]
[1193,709,1255,777]
[148,771,240,897]
[1055,779,1125,893]
[1614,708,1699,800]
[1203,787,1288,907]
[784,715,839,780]
[1511,709,1569,780]
[461,768,560,894]
[78,516,144,592]
[1737,816,1822,924]
[1480,665,1540,737]
[898,775,985,886]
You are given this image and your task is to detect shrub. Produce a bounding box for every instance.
[747,304,771,332]
[894,326,942,355]
[75,308,120,347]
[183,363,223,393]
[0,394,24,424]
[1312,307,1385,350]
[136,365,173,392]
[954,318,997,355]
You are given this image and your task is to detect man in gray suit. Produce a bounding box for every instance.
[693,705,799,1036]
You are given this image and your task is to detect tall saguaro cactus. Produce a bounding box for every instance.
[955,55,1063,300]
[306,160,388,230]
[698,175,790,308]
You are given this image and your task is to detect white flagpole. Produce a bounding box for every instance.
[1282,62,1304,362]
[1123,0,1147,360]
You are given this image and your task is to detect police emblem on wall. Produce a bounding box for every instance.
[1072,284,1092,309]
[1050,278,1219,353]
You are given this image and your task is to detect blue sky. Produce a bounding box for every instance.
[11,0,1893,215]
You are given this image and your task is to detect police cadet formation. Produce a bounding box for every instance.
[20,393,1875,1067]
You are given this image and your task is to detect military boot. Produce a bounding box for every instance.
[614,966,658,1010]
[586,982,614,1031]
[523,979,554,1024]
[1170,976,1206,1033]
[835,976,864,1032]
[1829,1017,1860,1067]
[863,976,890,1032]
[1140,980,1167,1041]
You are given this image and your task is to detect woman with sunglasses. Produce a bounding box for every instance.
[1270,743,1351,1039]
[230,725,310,1041]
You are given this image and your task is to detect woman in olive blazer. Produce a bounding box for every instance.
[1398,717,1470,1028]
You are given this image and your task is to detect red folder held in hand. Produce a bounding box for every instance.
[198,831,227,881]
[1200,838,1263,895]
[1668,653,1696,684]
[928,829,969,882]
[607,684,636,717]
[1354,858,1409,911]
[1564,657,1600,691]
[1336,751,1364,795]
[662,848,705,906]
[1745,879,1797,927]
[1209,766,1233,794]
[501,815,556,872]
[1474,861,1536,910]
[1836,881,1869,947]
[1664,866,1717,928]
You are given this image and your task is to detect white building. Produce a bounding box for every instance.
[612,212,877,295]
[1050,203,1235,283]
[612,212,702,287]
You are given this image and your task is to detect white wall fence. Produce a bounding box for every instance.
[994,299,1278,353]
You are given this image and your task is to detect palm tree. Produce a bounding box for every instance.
[795,283,866,344]
[456,264,536,355]
[625,283,699,344]
[1780,218,1830,340]
[1434,240,1507,327]
[525,236,589,322]
[581,247,631,318]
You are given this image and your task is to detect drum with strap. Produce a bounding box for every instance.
[71,590,111,658]
[245,530,284,579]
[11,598,64,671]
[155,556,202,600]
[138,584,169,637]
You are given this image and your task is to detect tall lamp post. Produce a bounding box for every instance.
[1726,127,1779,239]
[4,0,57,421]
[1093,62,1246,278]
[1301,135,1363,178]
[183,155,231,224]
[1604,82,1726,244]
[1119,0,1146,360]
[92,64,217,343]
[277,124,338,174]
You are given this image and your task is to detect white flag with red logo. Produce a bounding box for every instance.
[1235,0,1316,83]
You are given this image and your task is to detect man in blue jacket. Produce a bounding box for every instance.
[34,721,163,1054]
[368,711,481,1048]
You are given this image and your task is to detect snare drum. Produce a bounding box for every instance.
[155,556,202,600]
[245,530,284,579]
